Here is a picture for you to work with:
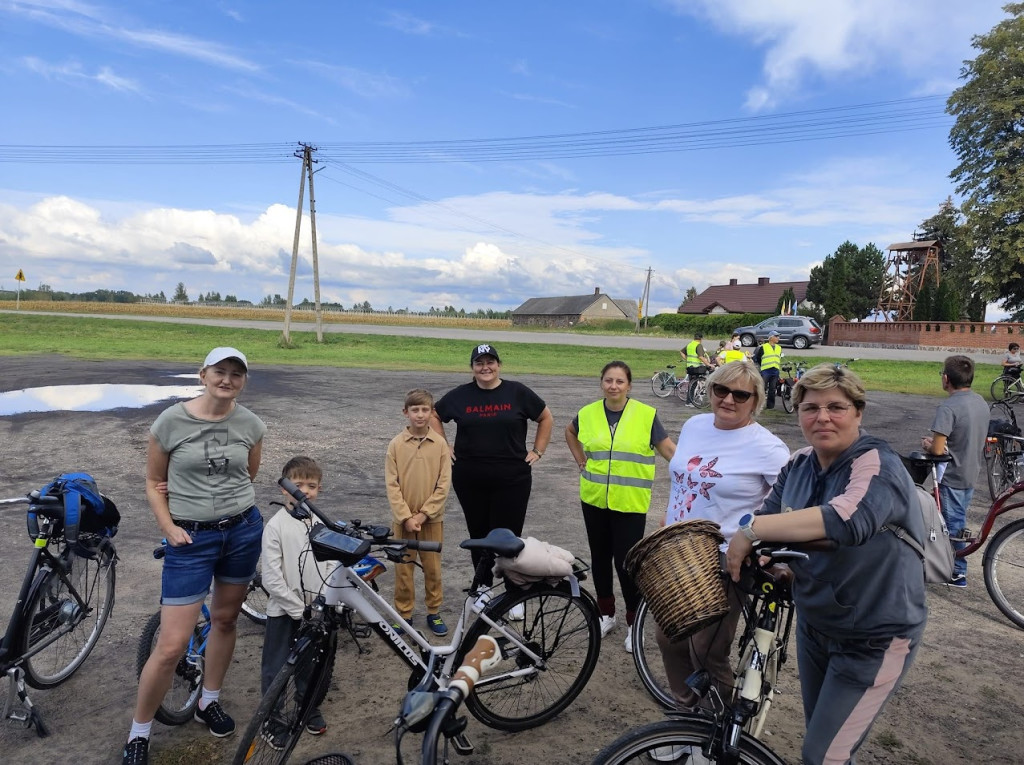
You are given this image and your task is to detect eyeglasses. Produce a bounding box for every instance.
[797,402,856,418]
[710,383,754,403]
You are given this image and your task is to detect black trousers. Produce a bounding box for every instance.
[261,614,328,717]
[581,502,647,619]
[453,461,532,586]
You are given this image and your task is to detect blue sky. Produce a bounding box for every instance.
[0,0,1010,315]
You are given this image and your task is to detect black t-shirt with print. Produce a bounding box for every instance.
[434,380,546,464]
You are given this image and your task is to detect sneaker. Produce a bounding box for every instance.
[122,737,149,765]
[391,622,407,636]
[305,709,327,736]
[624,625,633,654]
[948,573,967,588]
[599,615,617,637]
[508,602,525,620]
[260,722,287,751]
[426,613,449,636]
[195,700,235,737]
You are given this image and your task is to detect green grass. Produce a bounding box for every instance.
[0,313,1004,397]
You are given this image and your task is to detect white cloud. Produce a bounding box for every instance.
[21,56,142,93]
[666,0,1008,110]
[295,60,408,99]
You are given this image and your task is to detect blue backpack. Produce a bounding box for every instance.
[29,472,120,543]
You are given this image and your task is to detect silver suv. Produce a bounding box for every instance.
[733,316,823,349]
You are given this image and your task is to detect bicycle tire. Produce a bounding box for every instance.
[461,581,601,732]
[692,379,708,408]
[592,716,786,765]
[136,610,205,725]
[652,371,674,398]
[982,517,1024,629]
[675,379,689,402]
[241,571,270,626]
[781,381,795,413]
[630,598,675,709]
[987,442,1010,500]
[991,375,1015,403]
[233,630,337,765]
[20,541,116,689]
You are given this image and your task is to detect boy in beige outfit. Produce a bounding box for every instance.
[386,389,452,636]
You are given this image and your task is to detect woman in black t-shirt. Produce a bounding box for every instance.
[430,343,553,586]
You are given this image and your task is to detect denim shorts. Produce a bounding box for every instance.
[161,506,263,606]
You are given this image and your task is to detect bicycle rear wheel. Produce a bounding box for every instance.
[136,610,206,725]
[987,441,1012,500]
[652,372,674,398]
[20,540,116,689]
[241,570,270,626]
[630,598,675,709]
[461,582,601,731]
[983,517,1024,629]
[991,375,1014,402]
[675,379,690,402]
[592,716,785,764]
[780,381,795,413]
[233,630,337,765]
[691,379,708,408]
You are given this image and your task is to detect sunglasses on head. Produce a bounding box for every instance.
[710,383,754,403]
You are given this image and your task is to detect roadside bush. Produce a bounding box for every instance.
[648,313,773,336]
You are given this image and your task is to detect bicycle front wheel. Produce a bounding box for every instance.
[592,716,786,765]
[781,381,795,413]
[675,379,690,402]
[21,540,116,689]
[652,372,674,398]
[462,582,601,731]
[691,380,708,408]
[983,517,1024,629]
[136,610,205,725]
[233,630,337,765]
[991,375,1014,402]
[987,442,1011,500]
[241,571,270,626]
[631,598,675,709]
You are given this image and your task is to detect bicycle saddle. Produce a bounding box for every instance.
[904,450,953,464]
[459,528,526,558]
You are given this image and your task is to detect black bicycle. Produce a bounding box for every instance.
[0,488,117,736]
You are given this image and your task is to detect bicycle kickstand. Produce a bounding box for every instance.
[3,667,49,737]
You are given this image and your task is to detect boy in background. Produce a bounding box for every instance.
[386,389,451,636]
[261,456,335,743]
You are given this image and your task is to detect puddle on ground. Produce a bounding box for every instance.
[0,383,204,415]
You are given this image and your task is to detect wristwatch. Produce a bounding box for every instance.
[738,513,761,544]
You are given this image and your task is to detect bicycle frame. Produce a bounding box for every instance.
[958,474,1024,557]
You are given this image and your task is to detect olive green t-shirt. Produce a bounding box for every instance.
[151,402,267,522]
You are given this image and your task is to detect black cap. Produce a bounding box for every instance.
[471,343,500,364]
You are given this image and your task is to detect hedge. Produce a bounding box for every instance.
[647,313,774,336]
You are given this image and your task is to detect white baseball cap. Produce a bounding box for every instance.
[203,347,248,370]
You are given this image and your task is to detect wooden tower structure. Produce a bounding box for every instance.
[875,239,942,321]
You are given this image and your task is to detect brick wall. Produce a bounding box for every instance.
[828,316,1024,353]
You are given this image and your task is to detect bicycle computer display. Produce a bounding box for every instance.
[309,523,371,565]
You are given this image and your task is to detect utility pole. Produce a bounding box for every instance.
[283,142,323,344]
[636,267,653,333]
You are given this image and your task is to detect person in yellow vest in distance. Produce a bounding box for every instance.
[753,331,784,409]
[565,361,676,653]
[680,332,712,407]
[716,340,748,367]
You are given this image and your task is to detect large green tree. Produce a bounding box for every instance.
[947,4,1024,318]
[917,198,985,321]
[806,241,886,321]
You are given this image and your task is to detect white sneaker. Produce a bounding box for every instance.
[649,745,686,762]
[623,625,633,653]
[508,602,525,620]
[599,615,617,637]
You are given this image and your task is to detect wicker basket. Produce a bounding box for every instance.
[625,519,729,643]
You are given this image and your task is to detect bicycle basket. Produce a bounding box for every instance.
[625,519,729,643]
[299,755,355,765]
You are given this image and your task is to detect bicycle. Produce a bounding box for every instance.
[990,367,1024,404]
[614,548,808,764]
[776,363,806,414]
[652,365,709,406]
[984,401,1024,500]
[137,537,386,726]
[902,449,1024,628]
[234,477,601,764]
[0,488,117,736]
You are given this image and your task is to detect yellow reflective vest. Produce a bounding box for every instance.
[684,340,704,367]
[578,399,657,514]
[759,343,782,371]
[723,349,747,363]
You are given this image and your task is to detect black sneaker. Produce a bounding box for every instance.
[426,613,448,636]
[260,722,287,751]
[122,737,149,765]
[948,573,967,588]
[305,709,327,735]
[195,700,236,737]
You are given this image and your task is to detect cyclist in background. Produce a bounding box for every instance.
[753,331,783,409]
[1003,342,1022,380]
[681,332,711,408]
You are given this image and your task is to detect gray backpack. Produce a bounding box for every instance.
[883,485,955,584]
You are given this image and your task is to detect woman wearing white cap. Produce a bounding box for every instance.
[124,347,266,765]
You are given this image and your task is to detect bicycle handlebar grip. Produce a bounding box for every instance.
[402,539,442,552]
[451,635,501,696]
[279,476,303,500]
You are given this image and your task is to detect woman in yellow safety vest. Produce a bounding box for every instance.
[565,361,676,652]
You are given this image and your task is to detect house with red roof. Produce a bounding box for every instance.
[679,277,810,314]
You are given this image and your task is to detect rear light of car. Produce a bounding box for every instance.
[810,326,820,334]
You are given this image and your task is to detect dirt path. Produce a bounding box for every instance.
[0,356,1020,764]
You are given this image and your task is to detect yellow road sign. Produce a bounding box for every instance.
[15,269,25,282]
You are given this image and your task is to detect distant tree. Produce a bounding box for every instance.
[776,287,797,315]
[917,198,984,320]
[947,4,1024,317]
[38,283,52,292]
[806,241,886,321]
[224,294,237,303]
[172,282,189,302]
[678,286,698,311]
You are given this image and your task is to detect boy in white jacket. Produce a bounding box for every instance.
[260,456,336,742]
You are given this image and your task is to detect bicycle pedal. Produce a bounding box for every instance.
[351,623,372,639]
[450,732,473,755]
